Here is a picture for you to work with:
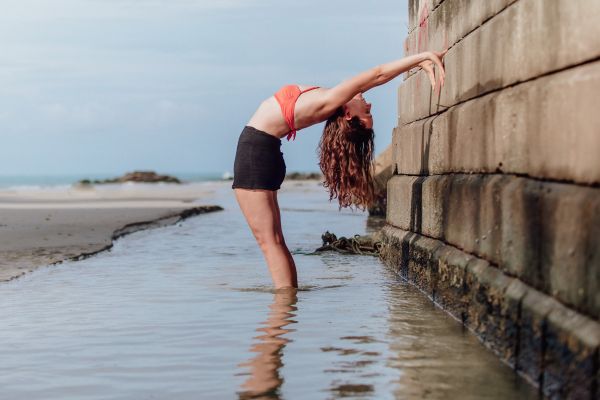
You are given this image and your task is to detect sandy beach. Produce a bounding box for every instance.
[0,182,223,282]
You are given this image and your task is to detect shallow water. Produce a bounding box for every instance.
[0,181,537,399]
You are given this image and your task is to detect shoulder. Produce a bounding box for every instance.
[294,87,341,123]
[300,87,343,118]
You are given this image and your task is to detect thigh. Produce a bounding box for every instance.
[234,189,281,243]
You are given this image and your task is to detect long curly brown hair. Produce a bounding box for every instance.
[318,107,375,209]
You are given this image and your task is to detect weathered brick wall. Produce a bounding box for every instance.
[381,0,600,397]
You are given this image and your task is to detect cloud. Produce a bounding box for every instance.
[0,0,409,174]
[0,0,272,21]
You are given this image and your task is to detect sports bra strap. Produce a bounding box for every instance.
[274,85,320,141]
[300,86,319,94]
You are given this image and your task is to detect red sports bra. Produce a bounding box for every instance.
[274,84,320,141]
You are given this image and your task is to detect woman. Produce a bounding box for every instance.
[232,50,447,289]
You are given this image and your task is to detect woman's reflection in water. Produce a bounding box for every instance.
[238,288,298,399]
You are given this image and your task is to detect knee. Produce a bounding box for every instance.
[254,230,286,251]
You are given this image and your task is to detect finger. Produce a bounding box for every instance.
[430,54,445,74]
[428,69,436,89]
[421,63,436,89]
[435,58,445,74]
[435,49,448,60]
[436,62,445,81]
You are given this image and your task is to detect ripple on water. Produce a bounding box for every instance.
[233,284,347,294]
[0,182,537,399]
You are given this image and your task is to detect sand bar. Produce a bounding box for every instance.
[0,182,223,282]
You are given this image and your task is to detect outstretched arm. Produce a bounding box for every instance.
[322,50,446,113]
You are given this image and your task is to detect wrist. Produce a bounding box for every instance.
[407,52,429,71]
[419,51,432,63]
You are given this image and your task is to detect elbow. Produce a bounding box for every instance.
[368,66,385,90]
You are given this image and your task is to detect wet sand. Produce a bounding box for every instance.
[0,182,222,282]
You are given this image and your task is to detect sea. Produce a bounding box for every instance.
[0,177,537,399]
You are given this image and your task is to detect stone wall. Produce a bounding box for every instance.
[380,0,600,397]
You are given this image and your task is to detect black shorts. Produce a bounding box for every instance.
[232,126,286,191]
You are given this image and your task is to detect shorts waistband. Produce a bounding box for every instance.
[240,126,282,145]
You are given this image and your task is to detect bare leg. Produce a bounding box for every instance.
[235,189,298,288]
[273,192,297,286]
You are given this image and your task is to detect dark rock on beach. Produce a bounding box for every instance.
[78,171,182,185]
[285,172,323,180]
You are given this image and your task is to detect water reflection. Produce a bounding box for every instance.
[238,289,298,399]
[381,278,536,399]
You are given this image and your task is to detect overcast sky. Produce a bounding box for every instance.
[0,0,409,176]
